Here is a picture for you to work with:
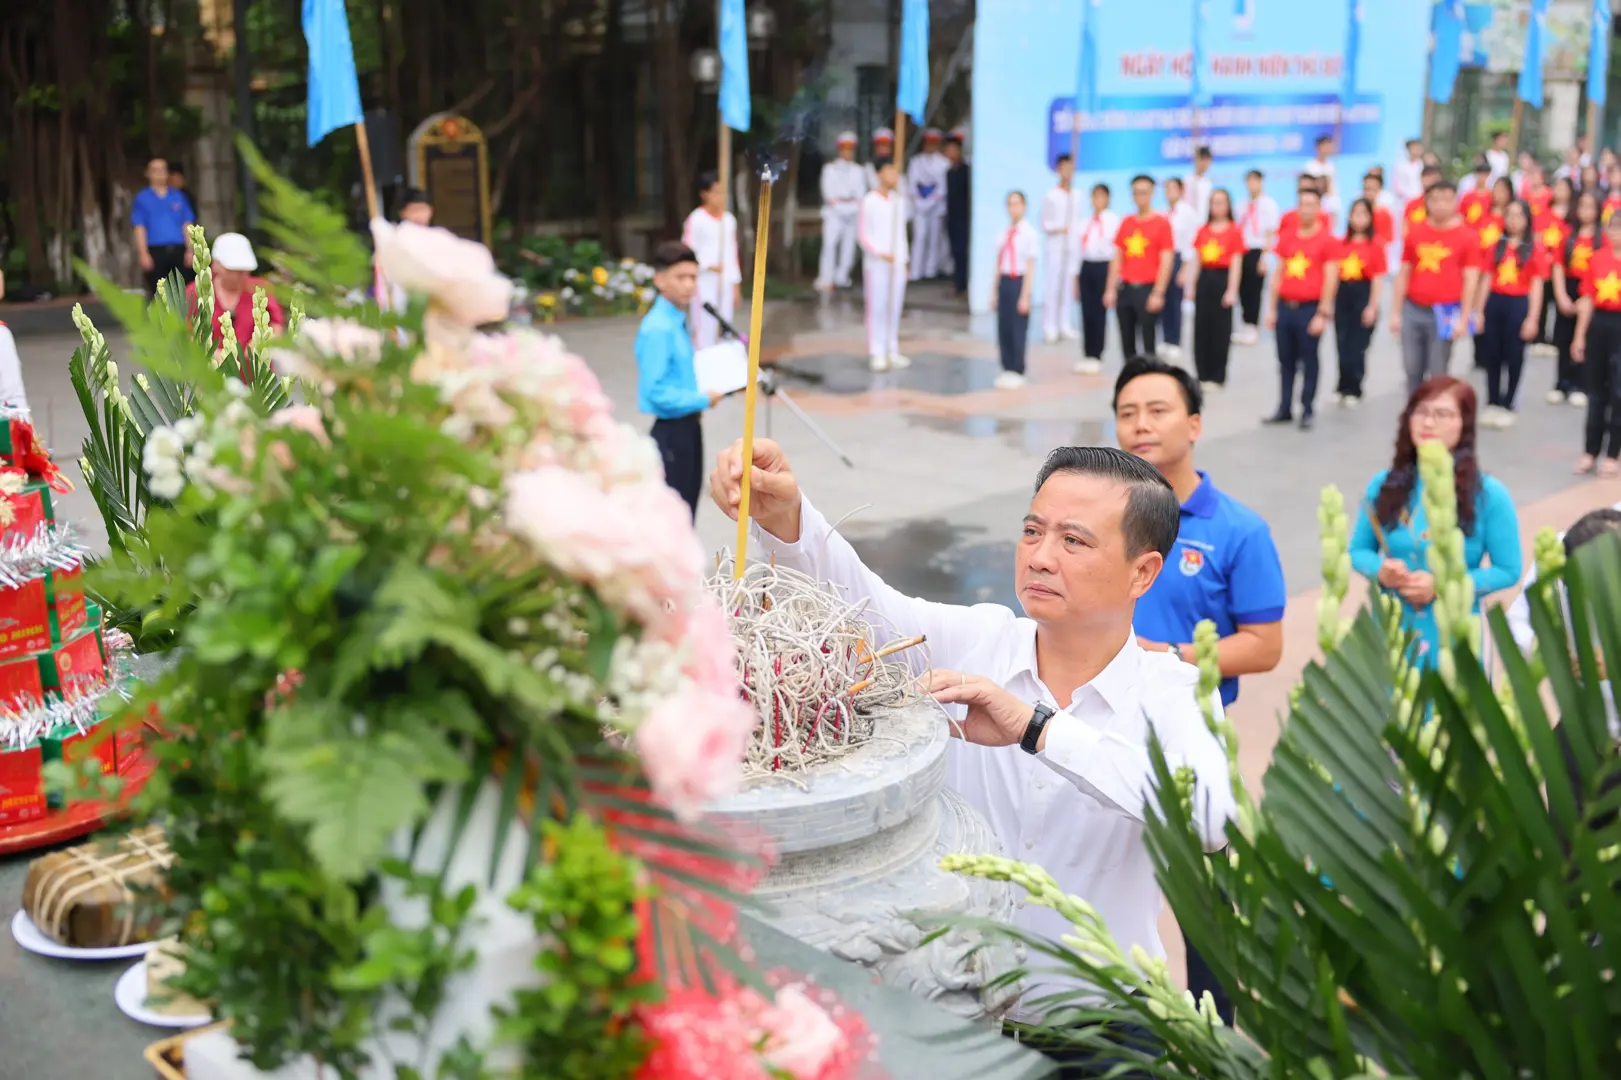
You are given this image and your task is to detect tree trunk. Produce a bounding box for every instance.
[650,0,692,234]
[592,0,625,253]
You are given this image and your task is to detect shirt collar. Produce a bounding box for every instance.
[1181,470,1219,518]
[652,295,686,326]
[1012,621,1143,715]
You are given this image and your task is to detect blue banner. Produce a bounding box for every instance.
[303,0,364,147]
[1430,1,1465,104]
[1591,0,1610,108]
[1518,0,1549,108]
[719,0,750,132]
[897,0,930,124]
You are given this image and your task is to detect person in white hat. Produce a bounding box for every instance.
[865,128,895,192]
[908,128,951,281]
[817,132,867,292]
[187,232,284,353]
[860,157,912,372]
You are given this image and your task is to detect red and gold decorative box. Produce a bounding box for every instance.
[0,742,46,825]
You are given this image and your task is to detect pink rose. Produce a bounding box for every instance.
[674,597,741,698]
[268,404,331,447]
[298,318,383,362]
[371,220,512,328]
[634,682,754,820]
[758,986,853,1080]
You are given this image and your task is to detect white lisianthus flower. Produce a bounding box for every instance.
[148,472,186,501]
[371,220,512,330]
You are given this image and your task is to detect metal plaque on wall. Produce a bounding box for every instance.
[406,114,492,248]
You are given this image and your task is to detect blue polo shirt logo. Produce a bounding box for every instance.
[1179,548,1205,576]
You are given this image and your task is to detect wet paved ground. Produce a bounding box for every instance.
[4,284,1621,1076]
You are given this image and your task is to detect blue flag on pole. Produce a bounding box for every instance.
[1519,0,1550,108]
[897,0,930,125]
[1343,0,1362,108]
[303,0,364,148]
[1190,0,1212,109]
[719,0,751,132]
[1429,0,1465,105]
[1590,0,1610,108]
[1075,0,1099,125]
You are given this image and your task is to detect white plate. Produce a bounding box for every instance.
[11,909,158,960]
[115,958,211,1028]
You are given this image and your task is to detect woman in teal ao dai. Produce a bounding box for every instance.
[1349,376,1522,668]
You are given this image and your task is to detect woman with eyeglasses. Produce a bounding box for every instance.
[1349,376,1522,668]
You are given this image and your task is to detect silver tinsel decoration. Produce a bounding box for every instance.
[0,403,32,424]
[0,680,113,751]
[0,522,87,590]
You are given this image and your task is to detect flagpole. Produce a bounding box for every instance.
[717,0,731,292]
[1589,100,1602,150]
[1509,98,1525,155]
[354,121,381,221]
[887,108,908,345]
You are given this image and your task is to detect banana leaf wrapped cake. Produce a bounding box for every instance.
[21,824,170,947]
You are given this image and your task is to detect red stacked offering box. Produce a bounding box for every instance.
[0,742,45,825]
[47,562,87,641]
[38,627,107,694]
[0,652,45,711]
[0,577,52,659]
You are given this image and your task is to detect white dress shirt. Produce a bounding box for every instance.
[1393,158,1425,204]
[1506,503,1621,657]
[859,189,910,262]
[1040,185,1084,244]
[1237,193,1280,251]
[753,497,1236,1016]
[997,219,1040,278]
[681,209,742,285]
[1487,148,1511,186]
[908,152,951,214]
[1077,209,1121,262]
[1183,172,1213,224]
[1166,200,1199,260]
[1302,157,1336,192]
[0,325,27,412]
[820,159,868,220]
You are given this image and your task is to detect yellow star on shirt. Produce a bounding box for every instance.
[1340,252,1366,281]
[1284,251,1311,279]
[1199,239,1224,265]
[1415,242,1451,274]
[1596,272,1621,305]
[1573,244,1593,272]
[1496,258,1520,287]
[1466,202,1484,224]
[1479,222,1503,247]
[1409,206,1428,224]
[1123,231,1149,257]
[1542,224,1563,248]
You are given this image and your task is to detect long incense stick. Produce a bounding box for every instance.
[733,176,774,579]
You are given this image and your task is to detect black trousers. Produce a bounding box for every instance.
[1584,311,1621,457]
[996,276,1029,374]
[1554,282,1582,393]
[1078,261,1111,360]
[1116,282,1158,360]
[651,413,704,519]
[1160,254,1185,345]
[1004,1018,1161,1079]
[1238,249,1265,326]
[1184,935,1237,1026]
[1481,292,1530,409]
[1275,300,1321,416]
[948,217,969,294]
[144,243,187,298]
[1192,269,1233,384]
[1334,280,1374,397]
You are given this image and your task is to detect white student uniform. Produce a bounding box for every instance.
[908,147,952,280]
[1039,184,1084,339]
[0,323,28,412]
[1238,192,1280,253]
[1183,171,1214,224]
[681,207,741,351]
[818,152,869,290]
[859,187,911,364]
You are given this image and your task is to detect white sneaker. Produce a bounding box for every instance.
[1060,328,1080,340]
[1343,395,1361,409]
[1532,343,1558,358]
[1233,326,1259,346]
[1498,408,1518,428]
[1570,391,1590,408]
[1331,392,1346,406]
[869,354,890,372]
[993,370,1027,390]
[1044,331,1060,345]
[1481,405,1508,428]
[1547,389,1568,405]
[1160,344,1183,361]
[1200,381,1222,393]
[888,353,912,369]
[1072,358,1104,375]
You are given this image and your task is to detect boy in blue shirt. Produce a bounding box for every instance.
[131,157,196,297]
[636,241,725,519]
[1113,353,1287,1025]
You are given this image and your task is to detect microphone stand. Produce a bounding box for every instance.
[703,302,855,468]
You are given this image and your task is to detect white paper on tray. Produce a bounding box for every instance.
[693,341,749,396]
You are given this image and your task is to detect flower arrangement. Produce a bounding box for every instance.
[78,146,872,1080]
[502,235,656,322]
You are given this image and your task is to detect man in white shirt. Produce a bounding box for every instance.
[1183,145,1214,224]
[1076,182,1122,372]
[859,158,912,372]
[1040,154,1084,343]
[1234,169,1279,346]
[707,437,1236,1029]
[817,132,868,292]
[908,128,951,281]
[1506,504,1621,657]
[1486,132,1511,187]
[1393,139,1426,208]
[1302,134,1336,195]
[680,171,742,351]
[1554,145,1584,185]
[1159,177,1199,360]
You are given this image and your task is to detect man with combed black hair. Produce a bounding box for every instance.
[707,435,1236,1049]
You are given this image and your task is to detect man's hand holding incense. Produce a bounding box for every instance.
[710,437,803,542]
[925,669,1043,751]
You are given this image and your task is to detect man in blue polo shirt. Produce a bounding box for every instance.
[132,157,196,298]
[1113,353,1286,1026]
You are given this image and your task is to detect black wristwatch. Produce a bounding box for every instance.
[1020,701,1056,755]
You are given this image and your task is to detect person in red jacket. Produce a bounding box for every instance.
[1263,187,1340,429]
[1390,180,1482,394]
[185,232,285,356]
[1103,174,1175,364]
[1571,211,1621,477]
[1334,198,1388,406]
[1470,199,1548,427]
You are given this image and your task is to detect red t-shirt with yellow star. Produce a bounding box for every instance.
[1336,237,1388,285]
[1534,213,1570,255]
[1115,213,1174,285]
[1402,219,1479,306]
[1404,196,1429,227]
[1475,212,1505,253]
[1603,194,1621,226]
[1272,221,1341,302]
[1193,223,1243,270]
[1580,246,1621,311]
[1485,241,1550,299]
[1565,229,1599,280]
[1372,205,1395,246]
[1525,187,1553,219]
[1459,190,1495,228]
